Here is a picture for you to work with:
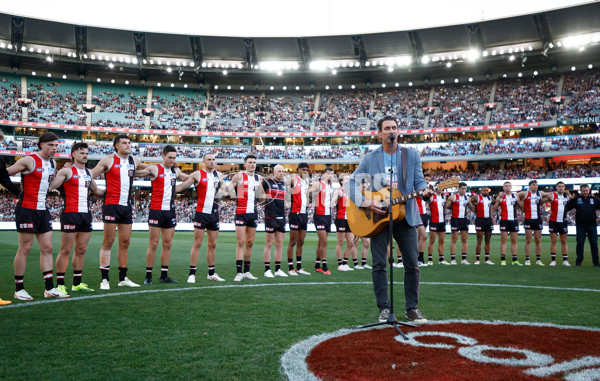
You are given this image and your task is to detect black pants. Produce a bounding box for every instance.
[576,225,599,265]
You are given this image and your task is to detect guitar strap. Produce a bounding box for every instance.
[401,147,408,189]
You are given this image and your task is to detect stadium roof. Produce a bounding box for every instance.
[0,2,599,88]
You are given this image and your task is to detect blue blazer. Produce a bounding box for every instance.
[345,145,428,227]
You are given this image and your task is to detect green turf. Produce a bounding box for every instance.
[0,231,599,379]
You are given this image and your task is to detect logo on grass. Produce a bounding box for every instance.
[281,320,600,380]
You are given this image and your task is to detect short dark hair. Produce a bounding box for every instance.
[244,154,256,162]
[424,173,431,178]
[459,182,467,188]
[529,180,538,186]
[162,145,177,156]
[555,181,565,187]
[580,184,590,189]
[113,134,130,151]
[324,167,333,173]
[38,132,59,149]
[71,142,88,154]
[504,181,511,186]
[298,162,309,170]
[203,152,215,159]
[376,115,398,131]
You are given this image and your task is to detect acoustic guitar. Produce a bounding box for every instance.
[347,177,460,238]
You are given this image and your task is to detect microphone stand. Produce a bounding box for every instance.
[352,134,416,340]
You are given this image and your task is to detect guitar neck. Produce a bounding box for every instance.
[391,189,425,205]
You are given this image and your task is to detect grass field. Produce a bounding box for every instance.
[1,230,599,380]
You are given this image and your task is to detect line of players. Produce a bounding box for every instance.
[406,174,575,268]
[3,134,371,303]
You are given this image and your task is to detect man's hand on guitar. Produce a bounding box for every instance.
[361,199,387,215]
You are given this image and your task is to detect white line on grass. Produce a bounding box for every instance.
[1,281,599,310]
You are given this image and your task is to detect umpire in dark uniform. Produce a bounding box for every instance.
[566,184,600,267]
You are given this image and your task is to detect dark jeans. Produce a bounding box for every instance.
[576,225,599,265]
[371,218,420,312]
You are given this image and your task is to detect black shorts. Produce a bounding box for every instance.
[289,212,308,231]
[265,218,286,233]
[60,212,93,233]
[193,211,220,231]
[451,217,469,232]
[524,218,543,231]
[314,214,332,232]
[549,221,568,235]
[335,218,350,232]
[429,222,446,233]
[148,209,177,229]
[475,217,493,233]
[419,214,430,228]
[235,213,258,228]
[103,204,133,225]
[15,207,52,233]
[500,220,519,233]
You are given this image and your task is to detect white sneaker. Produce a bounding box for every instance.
[450,260,457,265]
[274,269,288,277]
[461,259,470,265]
[536,260,545,266]
[117,277,140,287]
[264,270,275,278]
[44,287,70,298]
[344,264,354,271]
[207,273,225,281]
[474,260,480,265]
[524,260,531,266]
[100,279,110,290]
[288,269,298,276]
[243,272,258,280]
[485,260,495,265]
[393,262,404,268]
[440,260,451,265]
[297,269,311,275]
[338,265,348,272]
[354,265,364,269]
[427,261,433,266]
[234,273,244,282]
[187,275,196,284]
[14,289,33,301]
[562,261,571,267]
[549,261,557,267]
[418,261,428,267]
[363,264,372,269]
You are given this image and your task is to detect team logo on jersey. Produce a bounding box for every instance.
[202,178,208,182]
[114,164,121,168]
[19,223,34,229]
[159,174,166,178]
[282,321,600,380]
[36,168,44,172]
[73,175,80,179]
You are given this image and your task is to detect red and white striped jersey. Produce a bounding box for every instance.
[150,165,177,211]
[416,196,428,215]
[523,190,542,219]
[336,188,348,220]
[475,194,492,218]
[315,181,333,216]
[63,166,91,213]
[19,154,55,210]
[290,175,309,214]
[550,192,569,223]
[235,172,259,214]
[195,169,220,214]
[104,154,135,206]
[429,193,446,224]
[500,193,518,221]
[451,193,469,218]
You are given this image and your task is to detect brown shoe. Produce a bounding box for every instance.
[405,308,428,324]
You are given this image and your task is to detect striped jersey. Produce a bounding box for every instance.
[416,196,428,215]
[290,175,309,214]
[451,193,469,218]
[336,188,348,220]
[104,154,135,206]
[429,193,446,224]
[195,169,220,214]
[523,190,542,219]
[549,192,569,223]
[19,153,55,210]
[475,194,492,218]
[315,181,333,216]
[63,166,92,213]
[500,193,518,221]
[235,172,259,214]
[150,165,177,211]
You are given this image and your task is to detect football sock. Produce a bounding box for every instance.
[462,253,467,260]
[296,256,302,270]
[342,258,348,265]
[56,272,65,286]
[562,254,568,261]
[43,271,54,291]
[501,254,506,261]
[189,266,197,276]
[288,260,294,271]
[362,258,367,266]
[551,253,556,261]
[512,255,518,261]
[100,265,109,281]
[118,267,127,282]
[160,266,168,279]
[353,259,359,266]
[451,253,456,261]
[337,259,343,266]
[275,261,281,271]
[322,259,328,271]
[236,260,243,273]
[418,252,424,262]
[15,275,24,292]
[475,253,481,261]
[264,262,271,272]
[145,267,153,280]
[315,258,321,269]
[485,253,490,261]
[243,260,251,273]
[73,270,82,286]
[208,266,215,276]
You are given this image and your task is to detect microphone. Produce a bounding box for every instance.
[388,134,397,142]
